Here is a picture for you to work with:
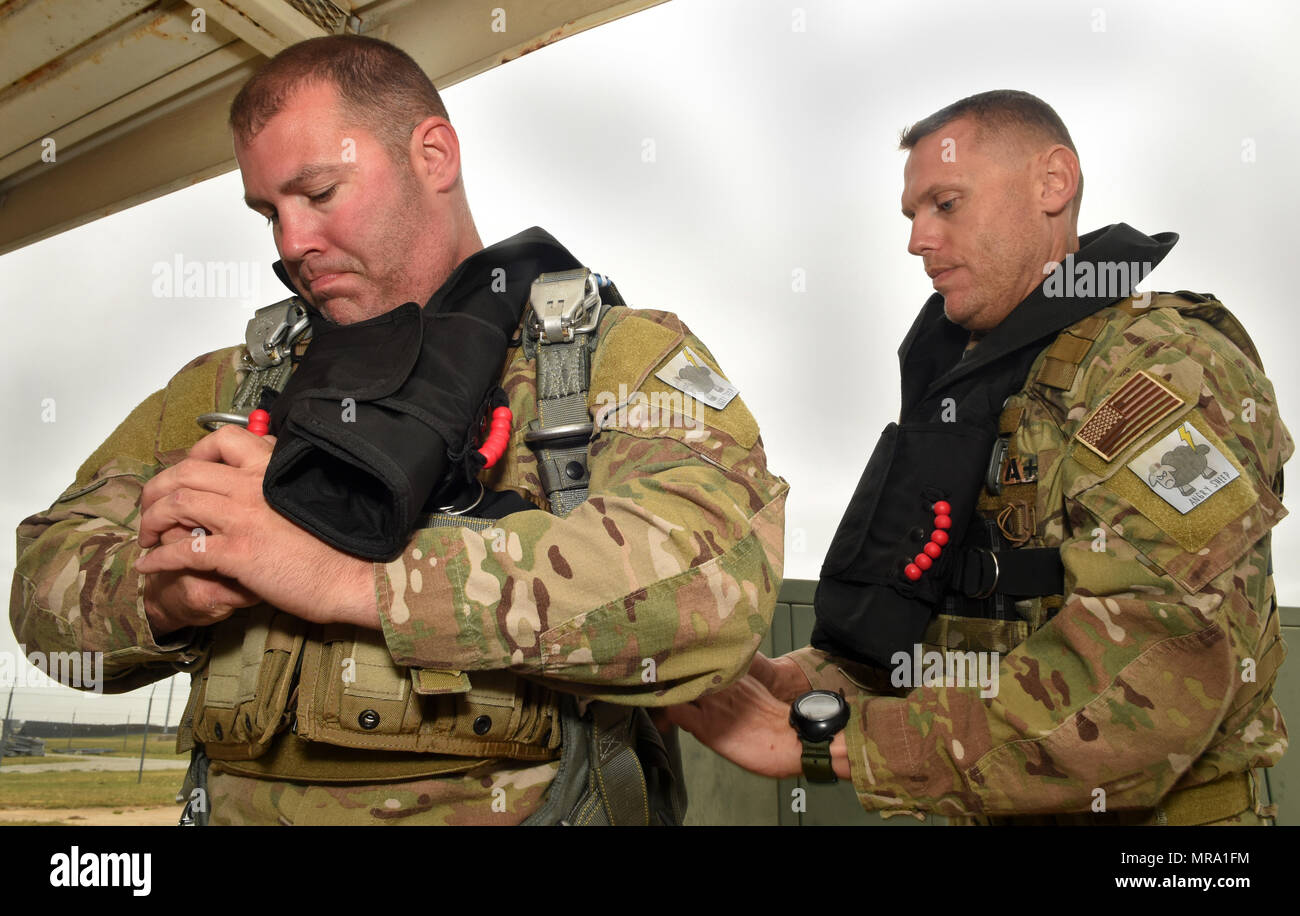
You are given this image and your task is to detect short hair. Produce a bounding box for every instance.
[229,35,448,162]
[899,90,1083,213]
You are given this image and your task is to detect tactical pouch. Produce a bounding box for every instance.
[813,420,994,668]
[264,299,520,561]
[262,228,584,562]
[190,605,305,760]
[198,619,562,782]
[293,625,560,761]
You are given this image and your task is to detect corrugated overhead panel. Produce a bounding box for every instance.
[0,0,666,256]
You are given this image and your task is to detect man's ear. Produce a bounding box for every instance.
[409,115,461,193]
[1040,144,1080,218]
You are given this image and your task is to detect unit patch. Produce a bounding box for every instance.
[655,345,739,410]
[1075,369,1185,462]
[1002,454,1038,486]
[1127,421,1239,515]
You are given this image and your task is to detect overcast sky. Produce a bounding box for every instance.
[3,0,1297,723]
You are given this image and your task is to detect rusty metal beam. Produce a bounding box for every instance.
[0,0,159,89]
[0,0,669,256]
[0,6,239,165]
[185,0,327,58]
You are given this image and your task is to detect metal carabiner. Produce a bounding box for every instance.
[195,411,253,432]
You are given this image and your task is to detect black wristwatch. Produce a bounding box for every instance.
[789,690,850,783]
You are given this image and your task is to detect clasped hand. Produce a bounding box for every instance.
[135,425,378,636]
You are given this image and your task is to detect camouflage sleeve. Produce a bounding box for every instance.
[9,348,244,693]
[376,309,789,706]
[840,309,1292,816]
[786,645,894,697]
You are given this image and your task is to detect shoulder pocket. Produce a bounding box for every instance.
[1067,405,1286,593]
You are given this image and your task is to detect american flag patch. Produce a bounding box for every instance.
[1075,370,1185,462]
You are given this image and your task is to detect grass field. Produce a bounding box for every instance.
[0,769,181,808]
[65,734,183,759]
[3,734,184,762]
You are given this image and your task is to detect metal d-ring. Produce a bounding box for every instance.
[439,480,485,516]
[196,411,251,431]
[971,549,1000,600]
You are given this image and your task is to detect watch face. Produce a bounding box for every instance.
[796,692,842,722]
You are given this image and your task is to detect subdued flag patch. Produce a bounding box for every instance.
[1075,369,1185,462]
[655,345,739,410]
[1127,421,1240,514]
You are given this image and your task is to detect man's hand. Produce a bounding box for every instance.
[666,654,851,781]
[135,425,380,630]
[665,674,803,778]
[142,565,261,639]
[749,651,813,703]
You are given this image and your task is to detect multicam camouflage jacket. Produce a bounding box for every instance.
[792,292,1291,823]
[11,303,788,823]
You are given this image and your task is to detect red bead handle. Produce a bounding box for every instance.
[247,409,270,437]
[901,499,954,583]
[478,405,513,468]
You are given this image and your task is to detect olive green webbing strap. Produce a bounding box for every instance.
[231,360,294,413]
[533,335,598,517]
[521,700,659,826]
[522,268,609,518]
[581,703,650,825]
[521,273,691,824]
[419,514,495,532]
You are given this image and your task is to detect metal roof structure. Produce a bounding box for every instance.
[0,0,663,255]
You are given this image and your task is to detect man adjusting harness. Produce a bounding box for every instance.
[10,36,789,826]
[668,90,1290,827]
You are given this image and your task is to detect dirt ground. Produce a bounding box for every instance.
[0,804,181,826]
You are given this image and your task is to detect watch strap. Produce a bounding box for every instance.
[800,737,837,784]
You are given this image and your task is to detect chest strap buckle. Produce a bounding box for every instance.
[525,270,602,344]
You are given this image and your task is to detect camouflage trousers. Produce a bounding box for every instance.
[207,758,560,825]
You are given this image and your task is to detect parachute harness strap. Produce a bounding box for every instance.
[523,270,607,517]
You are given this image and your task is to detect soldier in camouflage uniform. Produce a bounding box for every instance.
[669,91,1289,826]
[9,36,787,825]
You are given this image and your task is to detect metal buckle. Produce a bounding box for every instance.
[985,436,1009,495]
[524,422,595,447]
[525,270,601,344]
[244,297,310,369]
